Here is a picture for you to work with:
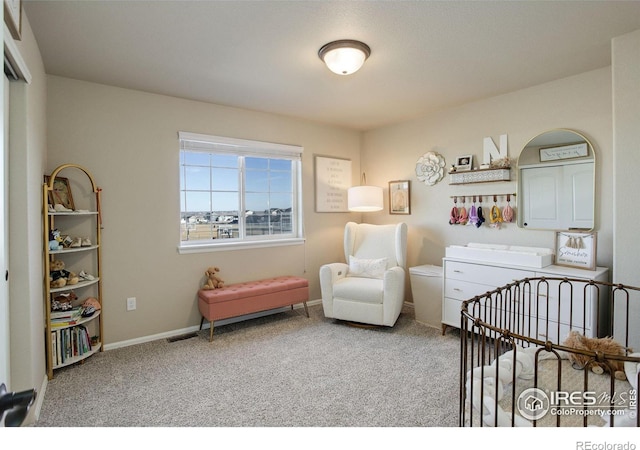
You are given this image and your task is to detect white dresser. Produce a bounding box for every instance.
[442,257,609,341]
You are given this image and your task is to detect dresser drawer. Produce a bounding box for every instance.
[441,257,608,338]
[529,278,592,328]
[443,295,496,330]
[444,279,495,301]
[444,260,534,286]
[529,317,575,344]
[443,297,472,328]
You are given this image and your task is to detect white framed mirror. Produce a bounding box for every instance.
[517,129,595,231]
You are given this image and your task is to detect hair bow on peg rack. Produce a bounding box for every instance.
[503,194,514,223]
[449,193,516,229]
[468,196,479,227]
[490,195,503,228]
[458,197,468,225]
[449,197,460,225]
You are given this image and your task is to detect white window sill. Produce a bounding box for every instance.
[178,237,305,254]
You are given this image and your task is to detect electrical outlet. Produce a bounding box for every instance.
[126,297,136,311]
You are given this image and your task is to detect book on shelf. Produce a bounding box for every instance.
[50,306,82,320]
[51,307,83,327]
[51,319,80,328]
[51,325,93,366]
[51,331,57,366]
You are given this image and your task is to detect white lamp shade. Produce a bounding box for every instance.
[348,185,383,212]
[323,47,367,75]
[318,40,371,76]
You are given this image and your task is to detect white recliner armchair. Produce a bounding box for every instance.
[320,222,408,327]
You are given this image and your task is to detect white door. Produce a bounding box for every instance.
[520,165,562,229]
[520,162,594,230]
[1,74,10,388]
[563,162,595,229]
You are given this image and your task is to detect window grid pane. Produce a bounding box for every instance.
[179,146,300,245]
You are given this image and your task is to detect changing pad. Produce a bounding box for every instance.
[446,243,554,268]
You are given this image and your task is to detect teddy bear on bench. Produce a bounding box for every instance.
[202,266,225,290]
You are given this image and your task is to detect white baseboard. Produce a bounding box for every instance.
[105,299,322,351]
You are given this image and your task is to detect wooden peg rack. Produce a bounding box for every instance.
[450,193,516,203]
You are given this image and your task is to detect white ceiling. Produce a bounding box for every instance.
[23,0,640,131]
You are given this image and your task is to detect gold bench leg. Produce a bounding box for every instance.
[209,321,214,342]
[303,301,309,318]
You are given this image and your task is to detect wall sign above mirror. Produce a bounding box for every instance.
[517,129,596,231]
[539,142,589,162]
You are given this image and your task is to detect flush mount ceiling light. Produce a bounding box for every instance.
[318,39,371,75]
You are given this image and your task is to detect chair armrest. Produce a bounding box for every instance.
[319,263,348,319]
[382,266,406,325]
[319,262,348,286]
[383,266,405,287]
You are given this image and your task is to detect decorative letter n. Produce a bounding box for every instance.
[483,134,508,165]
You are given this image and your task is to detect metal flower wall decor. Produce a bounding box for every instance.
[415,151,446,186]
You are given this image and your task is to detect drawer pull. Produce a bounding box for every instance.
[453,270,463,273]
[453,288,463,292]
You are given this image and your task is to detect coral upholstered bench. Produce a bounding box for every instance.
[198,276,309,342]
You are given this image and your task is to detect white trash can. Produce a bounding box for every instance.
[409,265,443,330]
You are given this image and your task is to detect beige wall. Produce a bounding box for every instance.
[362,67,614,301]
[613,29,640,284]
[46,76,363,345]
[612,29,640,348]
[46,67,616,345]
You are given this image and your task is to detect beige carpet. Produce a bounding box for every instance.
[36,304,460,427]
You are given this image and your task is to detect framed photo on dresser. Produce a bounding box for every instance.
[555,231,597,270]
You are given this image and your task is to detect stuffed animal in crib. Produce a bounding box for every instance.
[202,266,225,290]
[562,330,628,380]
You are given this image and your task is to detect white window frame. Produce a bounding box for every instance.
[178,132,304,253]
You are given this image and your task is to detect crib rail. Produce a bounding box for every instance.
[460,277,640,427]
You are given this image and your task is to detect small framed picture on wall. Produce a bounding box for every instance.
[389,180,410,214]
[455,155,473,171]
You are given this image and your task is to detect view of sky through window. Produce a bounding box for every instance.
[180,153,292,213]
[178,133,302,244]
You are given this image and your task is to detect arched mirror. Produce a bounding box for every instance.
[517,129,595,231]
